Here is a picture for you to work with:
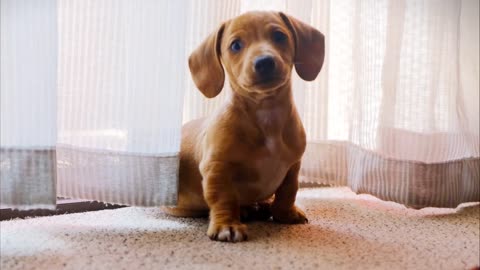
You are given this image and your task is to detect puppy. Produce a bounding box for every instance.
[165,11,325,242]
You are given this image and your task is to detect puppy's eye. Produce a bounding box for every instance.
[230,40,243,53]
[272,31,287,43]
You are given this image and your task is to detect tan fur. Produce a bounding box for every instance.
[164,11,325,242]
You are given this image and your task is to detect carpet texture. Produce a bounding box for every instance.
[1,187,479,270]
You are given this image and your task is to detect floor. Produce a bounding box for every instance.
[1,187,479,270]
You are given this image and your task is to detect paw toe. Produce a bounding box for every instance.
[208,223,248,242]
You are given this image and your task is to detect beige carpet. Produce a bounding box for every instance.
[1,187,479,270]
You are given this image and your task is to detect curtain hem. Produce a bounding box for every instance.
[301,141,480,209]
[0,148,57,210]
[56,146,178,207]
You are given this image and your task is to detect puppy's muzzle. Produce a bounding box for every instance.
[254,55,276,79]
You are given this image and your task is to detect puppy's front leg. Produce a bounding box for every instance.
[271,162,308,224]
[202,162,247,242]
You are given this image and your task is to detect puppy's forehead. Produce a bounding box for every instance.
[226,11,285,34]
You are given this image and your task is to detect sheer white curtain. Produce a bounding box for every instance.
[1,0,188,209]
[1,0,58,209]
[1,0,478,210]
[183,0,480,208]
[298,0,479,208]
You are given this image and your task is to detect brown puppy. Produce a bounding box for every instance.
[166,11,325,242]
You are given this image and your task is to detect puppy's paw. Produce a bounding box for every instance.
[207,222,248,242]
[272,205,308,224]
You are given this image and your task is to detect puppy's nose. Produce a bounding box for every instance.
[254,55,276,76]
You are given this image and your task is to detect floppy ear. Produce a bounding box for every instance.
[188,23,226,98]
[279,12,325,81]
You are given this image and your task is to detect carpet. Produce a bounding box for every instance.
[1,187,479,270]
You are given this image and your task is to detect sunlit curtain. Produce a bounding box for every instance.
[1,0,58,209]
[182,0,480,208]
[1,0,188,209]
[2,0,478,210]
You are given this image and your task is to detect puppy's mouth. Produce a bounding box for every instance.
[247,73,287,90]
[255,74,282,85]
[236,75,289,101]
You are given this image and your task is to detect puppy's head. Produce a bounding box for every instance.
[189,11,325,99]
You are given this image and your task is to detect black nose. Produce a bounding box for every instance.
[254,55,276,76]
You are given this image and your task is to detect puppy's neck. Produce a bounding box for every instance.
[229,82,294,135]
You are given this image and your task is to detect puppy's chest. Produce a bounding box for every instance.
[255,136,291,182]
[240,111,299,202]
[234,134,294,204]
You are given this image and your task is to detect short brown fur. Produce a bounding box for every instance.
[164,11,325,242]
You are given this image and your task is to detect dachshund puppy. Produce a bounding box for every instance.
[165,11,325,242]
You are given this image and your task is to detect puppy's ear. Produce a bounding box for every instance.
[188,23,226,98]
[279,12,325,81]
